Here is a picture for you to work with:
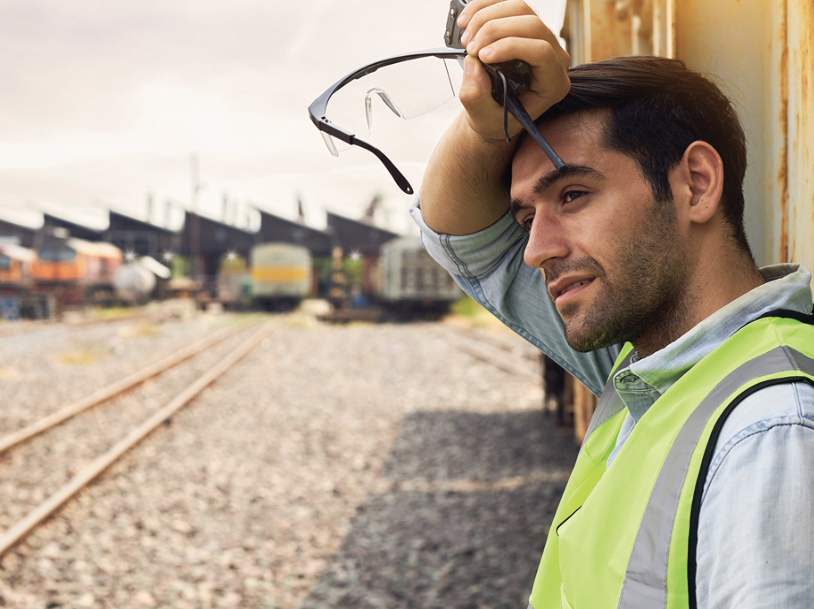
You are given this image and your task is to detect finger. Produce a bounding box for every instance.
[458,55,520,139]
[458,0,508,29]
[465,14,555,57]
[458,55,494,107]
[478,37,571,115]
[478,35,570,74]
[462,0,537,44]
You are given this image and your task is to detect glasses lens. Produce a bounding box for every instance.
[323,56,463,155]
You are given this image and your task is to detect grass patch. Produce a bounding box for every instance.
[118,322,161,338]
[58,349,107,366]
[93,307,136,321]
[445,294,509,332]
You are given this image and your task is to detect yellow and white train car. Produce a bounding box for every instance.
[249,242,312,309]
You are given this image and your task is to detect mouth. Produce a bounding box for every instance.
[550,277,595,307]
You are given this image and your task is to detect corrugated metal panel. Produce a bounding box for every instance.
[784,0,814,273]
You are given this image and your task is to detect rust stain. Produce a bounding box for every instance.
[792,206,797,258]
[793,0,814,267]
[777,1,790,264]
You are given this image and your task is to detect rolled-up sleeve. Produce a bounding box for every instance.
[410,196,620,395]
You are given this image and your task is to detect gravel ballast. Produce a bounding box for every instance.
[0,312,578,608]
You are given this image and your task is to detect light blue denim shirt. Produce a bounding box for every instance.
[411,200,814,608]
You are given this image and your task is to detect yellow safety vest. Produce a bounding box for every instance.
[528,311,814,609]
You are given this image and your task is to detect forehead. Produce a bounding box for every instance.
[512,110,610,182]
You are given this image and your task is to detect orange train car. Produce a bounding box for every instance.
[32,238,122,303]
[0,244,35,290]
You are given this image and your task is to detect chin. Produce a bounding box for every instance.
[564,318,621,353]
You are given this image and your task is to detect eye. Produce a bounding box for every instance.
[563,190,587,204]
[519,214,534,233]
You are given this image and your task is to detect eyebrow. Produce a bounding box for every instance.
[510,164,606,219]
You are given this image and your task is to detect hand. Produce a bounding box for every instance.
[456,0,571,142]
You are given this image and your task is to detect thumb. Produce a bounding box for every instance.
[459,55,492,103]
[458,55,520,141]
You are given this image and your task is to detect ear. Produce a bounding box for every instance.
[675,141,724,224]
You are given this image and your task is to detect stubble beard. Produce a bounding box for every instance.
[553,199,691,354]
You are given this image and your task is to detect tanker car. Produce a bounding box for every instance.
[113,262,157,305]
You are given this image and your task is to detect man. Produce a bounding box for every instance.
[410,0,814,607]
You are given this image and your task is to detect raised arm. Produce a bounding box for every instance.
[420,0,571,236]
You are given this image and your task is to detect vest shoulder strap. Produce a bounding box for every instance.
[617,316,814,609]
[751,306,814,326]
[685,343,814,608]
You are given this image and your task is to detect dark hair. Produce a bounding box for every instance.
[539,56,751,256]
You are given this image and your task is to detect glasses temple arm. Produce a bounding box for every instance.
[353,138,415,195]
[505,95,568,174]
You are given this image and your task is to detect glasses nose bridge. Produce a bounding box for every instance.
[365,88,406,134]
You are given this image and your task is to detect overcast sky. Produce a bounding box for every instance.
[0,0,565,236]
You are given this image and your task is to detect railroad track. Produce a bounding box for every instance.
[0,299,195,338]
[430,322,542,382]
[0,313,284,557]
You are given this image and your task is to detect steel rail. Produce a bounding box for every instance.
[431,323,542,382]
[0,303,190,338]
[0,315,282,558]
[0,313,259,455]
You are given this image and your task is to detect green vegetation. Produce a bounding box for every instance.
[171,255,191,278]
[446,294,508,332]
[342,256,363,286]
[93,307,134,320]
[449,293,483,317]
[218,255,247,273]
[58,349,108,366]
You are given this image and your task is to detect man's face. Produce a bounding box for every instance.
[510,110,690,353]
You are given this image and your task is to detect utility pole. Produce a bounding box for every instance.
[146,192,154,224]
[190,154,202,283]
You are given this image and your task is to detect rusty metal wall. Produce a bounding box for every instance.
[675,0,814,273]
[561,0,813,441]
[571,0,813,276]
[785,0,814,271]
[674,0,777,266]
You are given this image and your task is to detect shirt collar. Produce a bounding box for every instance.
[613,264,813,422]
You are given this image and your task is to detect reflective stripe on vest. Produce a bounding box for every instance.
[618,345,814,608]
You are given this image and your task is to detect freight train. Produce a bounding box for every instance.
[249,242,313,309]
[372,236,461,318]
[213,238,459,317]
[32,237,122,303]
[0,244,35,291]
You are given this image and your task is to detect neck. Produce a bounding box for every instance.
[633,251,764,358]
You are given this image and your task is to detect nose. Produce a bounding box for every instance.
[523,213,569,270]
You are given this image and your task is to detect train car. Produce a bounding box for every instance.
[373,236,461,318]
[32,238,122,303]
[216,269,252,310]
[0,244,35,290]
[249,242,313,309]
[113,262,157,305]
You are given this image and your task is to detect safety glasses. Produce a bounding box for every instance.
[308,48,468,195]
[308,47,566,195]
